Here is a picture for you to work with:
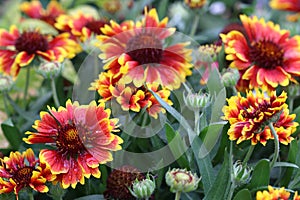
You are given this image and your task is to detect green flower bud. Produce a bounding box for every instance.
[36,61,62,79]
[232,160,252,186]
[165,168,200,193]
[222,68,240,87]
[0,74,14,92]
[184,91,210,110]
[129,173,155,199]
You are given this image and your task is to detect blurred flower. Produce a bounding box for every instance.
[97,7,193,90]
[102,0,122,14]
[184,0,207,9]
[183,90,210,110]
[196,44,221,85]
[0,148,55,199]
[0,74,14,92]
[232,160,252,186]
[220,15,300,92]
[269,0,300,22]
[165,168,200,193]
[55,12,108,42]
[256,185,291,200]
[20,0,65,26]
[129,173,156,199]
[222,89,298,145]
[24,100,123,189]
[36,61,62,79]
[104,165,144,200]
[0,25,80,77]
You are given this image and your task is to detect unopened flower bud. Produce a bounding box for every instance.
[165,168,200,193]
[184,91,210,110]
[184,0,207,9]
[0,74,14,92]
[129,173,155,199]
[232,160,252,185]
[36,61,62,79]
[222,68,240,87]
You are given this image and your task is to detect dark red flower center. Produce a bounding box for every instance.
[249,40,284,69]
[126,32,163,65]
[12,167,33,185]
[15,31,49,55]
[56,123,86,155]
[241,101,270,119]
[85,20,107,35]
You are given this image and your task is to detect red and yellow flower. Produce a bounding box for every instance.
[220,15,300,92]
[20,0,65,26]
[0,25,80,77]
[24,100,123,189]
[256,185,300,200]
[97,7,193,90]
[270,0,300,21]
[222,89,298,145]
[0,148,55,199]
[55,12,107,42]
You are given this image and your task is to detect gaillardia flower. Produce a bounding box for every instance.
[104,165,144,200]
[0,25,80,77]
[222,89,298,145]
[256,185,300,200]
[55,12,107,42]
[24,100,123,189]
[0,148,55,199]
[220,15,300,91]
[20,0,65,26]
[270,0,300,21]
[97,7,192,89]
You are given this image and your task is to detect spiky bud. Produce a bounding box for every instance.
[184,91,211,110]
[129,173,155,199]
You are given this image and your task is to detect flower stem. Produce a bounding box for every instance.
[189,14,200,37]
[242,145,255,166]
[29,190,34,200]
[289,97,294,111]
[194,109,200,135]
[269,122,279,168]
[2,92,9,117]
[227,141,235,200]
[23,66,30,104]
[51,78,60,107]
[175,191,181,200]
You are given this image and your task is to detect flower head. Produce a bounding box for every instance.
[129,173,156,199]
[0,25,80,77]
[36,61,62,79]
[183,90,211,110]
[232,160,252,186]
[20,0,65,26]
[220,15,300,92]
[256,185,291,200]
[55,12,107,42]
[24,100,123,189]
[184,0,207,9]
[0,148,55,199]
[97,7,193,90]
[165,168,200,193]
[222,89,298,145]
[104,165,144,200]
[269,0,300,21]
[0,74,14,92]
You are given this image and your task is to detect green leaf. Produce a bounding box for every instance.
[233,189,252,200]
[20,19,58,35]
[157,0,169,18]
[203,151,230,200]
[74,195,104,200]
[165,123,189,168]
[207,68,224,95]
[274,162,299,169]
[248,159,270,190]
[1,118,22,149]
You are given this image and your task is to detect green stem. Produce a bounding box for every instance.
[232,86,238,96]
[194,109,200,135]
[242,145,255,166]
[227,141,235,200]
[289,97,294,111]
[189,14,200,37]
[2,92,9,116]
[269,122,279,168]
[28,190,34,200]
[51,78,60,107]
[23,66,30,104]
[175,191,181,200]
